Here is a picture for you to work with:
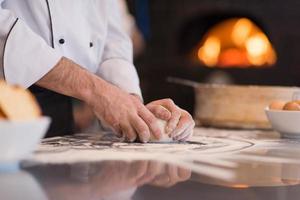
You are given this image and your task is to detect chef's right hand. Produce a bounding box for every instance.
[89,82,162,143]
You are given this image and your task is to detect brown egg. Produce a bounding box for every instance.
[292,100,300,105]
[269,100,286,110]
[283,101,300,111]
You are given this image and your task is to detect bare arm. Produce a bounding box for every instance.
[37,57,101,105]
[36,57,162,142]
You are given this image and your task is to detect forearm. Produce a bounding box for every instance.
[36,57,105,104]
[36,57,163,142]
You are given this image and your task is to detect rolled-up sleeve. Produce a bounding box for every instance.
[96,0,142,98]
[0,7,62,88]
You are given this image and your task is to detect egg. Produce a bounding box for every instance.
[269,100,286,110]
[292,100,300,105]
[283,101,300,111]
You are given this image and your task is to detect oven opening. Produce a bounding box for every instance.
[196,17,277,68]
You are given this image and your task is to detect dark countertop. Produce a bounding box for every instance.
[2,128,300,200]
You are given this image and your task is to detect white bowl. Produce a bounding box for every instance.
[265,108,300,138]
[0,117,50,164]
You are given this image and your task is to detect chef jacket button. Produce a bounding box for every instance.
[89,42,93,47]
[59,39,65,44]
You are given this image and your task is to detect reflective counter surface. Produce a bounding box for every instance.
[2,128,300,200]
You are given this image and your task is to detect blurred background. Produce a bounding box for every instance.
[75,0,300,132]
[127,0,300,113]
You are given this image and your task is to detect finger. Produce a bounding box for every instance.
[140,161,163,182]
[177,167,192,180]
[171,123,191,142]
[147,161,165,177]
[120,122,137,142]
[177,118,195,140]
[151,174,170,187]
[136,161,158,185]
[170,117,191,139]
[174,124,193,141]
[146,99,181,134]
[111,122,122,137]
[130,115,151,143]
[164,165,180,187]
[158,100,181,134]
[167,165,180,180]
[176,124,194,141]
[136,172,155,186]
[138,107,162,140]
[130,161,149,180]
[170,112,194,138]
[147,105,171,121]
[179,131,193,142]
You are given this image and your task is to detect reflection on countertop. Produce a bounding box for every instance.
[23,160,300,200]
[0,170,47,200]
[26,161,191,200]
[3,127,300,199]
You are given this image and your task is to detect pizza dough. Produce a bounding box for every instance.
[149,119,174,143]
[0,81,41,121]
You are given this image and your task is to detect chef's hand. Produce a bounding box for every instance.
[89,161,155,195]
[89,82,162,143]
[149,163,192,188]
[146,99,195,141]
[92,161,191,191]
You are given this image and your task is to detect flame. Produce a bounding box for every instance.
[197,18,277,68]
[198,36,221,67]
[246,33,276,66]
[232,18,253,46]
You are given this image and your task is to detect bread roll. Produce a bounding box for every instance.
[0,81,41,121]
[149,119,174,143]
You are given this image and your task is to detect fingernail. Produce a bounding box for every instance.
[141,132,150,143]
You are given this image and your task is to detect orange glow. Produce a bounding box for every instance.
[218,48,250,67]
[197,18,277,68]
[246,33,276,66]
[231,184,250,189]
[232,18,253,46]
[198,36,221,67]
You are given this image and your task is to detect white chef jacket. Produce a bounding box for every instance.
[0,0,142,97]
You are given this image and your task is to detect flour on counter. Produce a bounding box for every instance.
[24,128,300,181]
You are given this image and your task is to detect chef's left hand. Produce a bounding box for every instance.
[146,99,195,141]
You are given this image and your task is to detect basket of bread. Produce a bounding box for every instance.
[0,81,50,164]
